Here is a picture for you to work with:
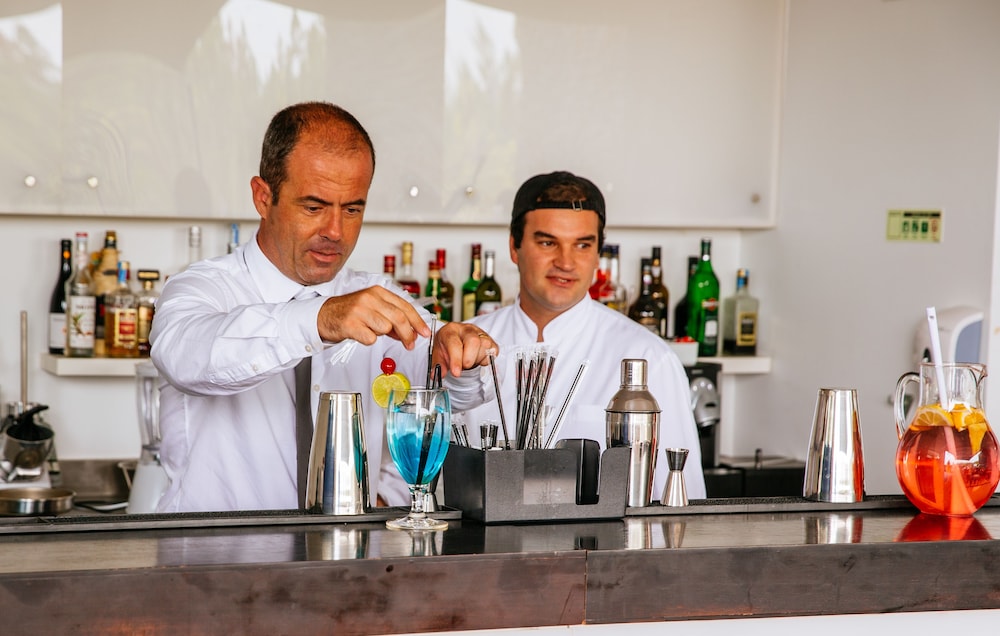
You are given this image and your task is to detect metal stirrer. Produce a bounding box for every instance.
[545,361,589,449]
[487,352,510,449]
[20,311,28,405]
[425,317,437,388]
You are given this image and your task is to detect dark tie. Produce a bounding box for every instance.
[294,355,312,509]
[293,288,319,509]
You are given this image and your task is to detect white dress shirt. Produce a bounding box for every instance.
[150,233,435,512]
[446,297,707,500]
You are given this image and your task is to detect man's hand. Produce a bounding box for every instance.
[317,287,431,349]
[433,322,497,378]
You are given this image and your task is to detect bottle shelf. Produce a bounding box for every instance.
[697,356,772,375]
[40,354,145,377]
[38,353,771,378]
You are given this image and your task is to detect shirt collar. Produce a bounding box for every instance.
[513,294,592,344]
[244,231,337,302]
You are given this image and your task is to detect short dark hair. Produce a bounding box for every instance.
[258,102,375,204]
[510,171,606,249]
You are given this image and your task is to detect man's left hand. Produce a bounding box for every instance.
[433,322,497,378]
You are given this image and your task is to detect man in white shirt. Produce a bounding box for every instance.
[449,171,707,500]
[150,102,496,512]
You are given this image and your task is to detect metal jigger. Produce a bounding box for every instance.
[663,448,689,507]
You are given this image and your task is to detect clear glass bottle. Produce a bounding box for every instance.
[649,246,670,338]
[722,268,759,355]
[672,256,698,338]
[105,260,140,358]
[48,238,73,355]
[628,258,665,335]
[602,244,626,313]
[227,223,240,254]
[474,250,502,315]
[187,225,203,268]
[397,241,421,298]
[461,243,482,320]
[435,249,455,322]
[136,269,161,357]
[686,238,720,356]
[65,232,96,358]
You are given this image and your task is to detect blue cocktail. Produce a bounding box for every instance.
[385,387,451,531]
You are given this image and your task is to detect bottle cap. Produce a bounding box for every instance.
[620,358,647,388]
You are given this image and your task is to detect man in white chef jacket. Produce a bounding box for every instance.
[448,171,707,500]
[150,102,497,513]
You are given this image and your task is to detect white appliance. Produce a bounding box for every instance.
[913,306,984,365]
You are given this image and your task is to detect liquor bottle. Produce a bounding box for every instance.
[649,246,670,338]
[461,243,482,320]
[48,238,73,355]
[92,230,120,356]
[187,225,203,267]
[65,232,96,358]
[589,244,611,300]
[628,258,664,334]
[383,254,397,280]
[686,238,720,356]
[105,260,140,358]
[602,244,627,313]
[722,268,759,355]
[136,269,161,357]
[672,256,698,338]
[424,260,444,319]
[435,249,455,322]
[475,250,502,315]
[397,241,421,298]
[227,223,240,254]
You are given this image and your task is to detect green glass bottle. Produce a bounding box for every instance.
[461,243,482,321]
[672,255,698,339]
[686,238,720,356]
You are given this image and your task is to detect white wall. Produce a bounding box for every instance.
[740,0,1000,494]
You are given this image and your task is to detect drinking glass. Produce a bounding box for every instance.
[385,387,451,531]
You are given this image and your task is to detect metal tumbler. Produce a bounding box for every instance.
[305,392,370,515]
[802,388,865,503]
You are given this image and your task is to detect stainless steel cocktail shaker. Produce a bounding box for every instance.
[606,359,660,507]
[305,392,370,515]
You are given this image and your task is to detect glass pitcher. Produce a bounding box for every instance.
[893,362,1000,516]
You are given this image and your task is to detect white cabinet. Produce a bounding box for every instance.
[0,4,62,214]
[1,0,785,227]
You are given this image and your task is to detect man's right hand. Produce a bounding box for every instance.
[316,286,431,350]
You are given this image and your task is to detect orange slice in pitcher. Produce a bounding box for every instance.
[952,405,989,454]
[910,404,951,430]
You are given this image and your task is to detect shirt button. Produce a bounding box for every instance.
[252,363,260,372]
[312,383,320,392]
[305,345,313,353]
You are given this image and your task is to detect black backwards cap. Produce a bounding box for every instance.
[511,171,606,223]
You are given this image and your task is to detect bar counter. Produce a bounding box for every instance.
[2,497,1000,634]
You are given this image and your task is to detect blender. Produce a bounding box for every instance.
[127,360,169,513]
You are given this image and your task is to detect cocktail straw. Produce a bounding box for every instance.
[925,307,951,410]
[545,361,588,449]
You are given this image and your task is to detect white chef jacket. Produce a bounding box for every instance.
[149,233,438,512]
[446,297,707,501]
